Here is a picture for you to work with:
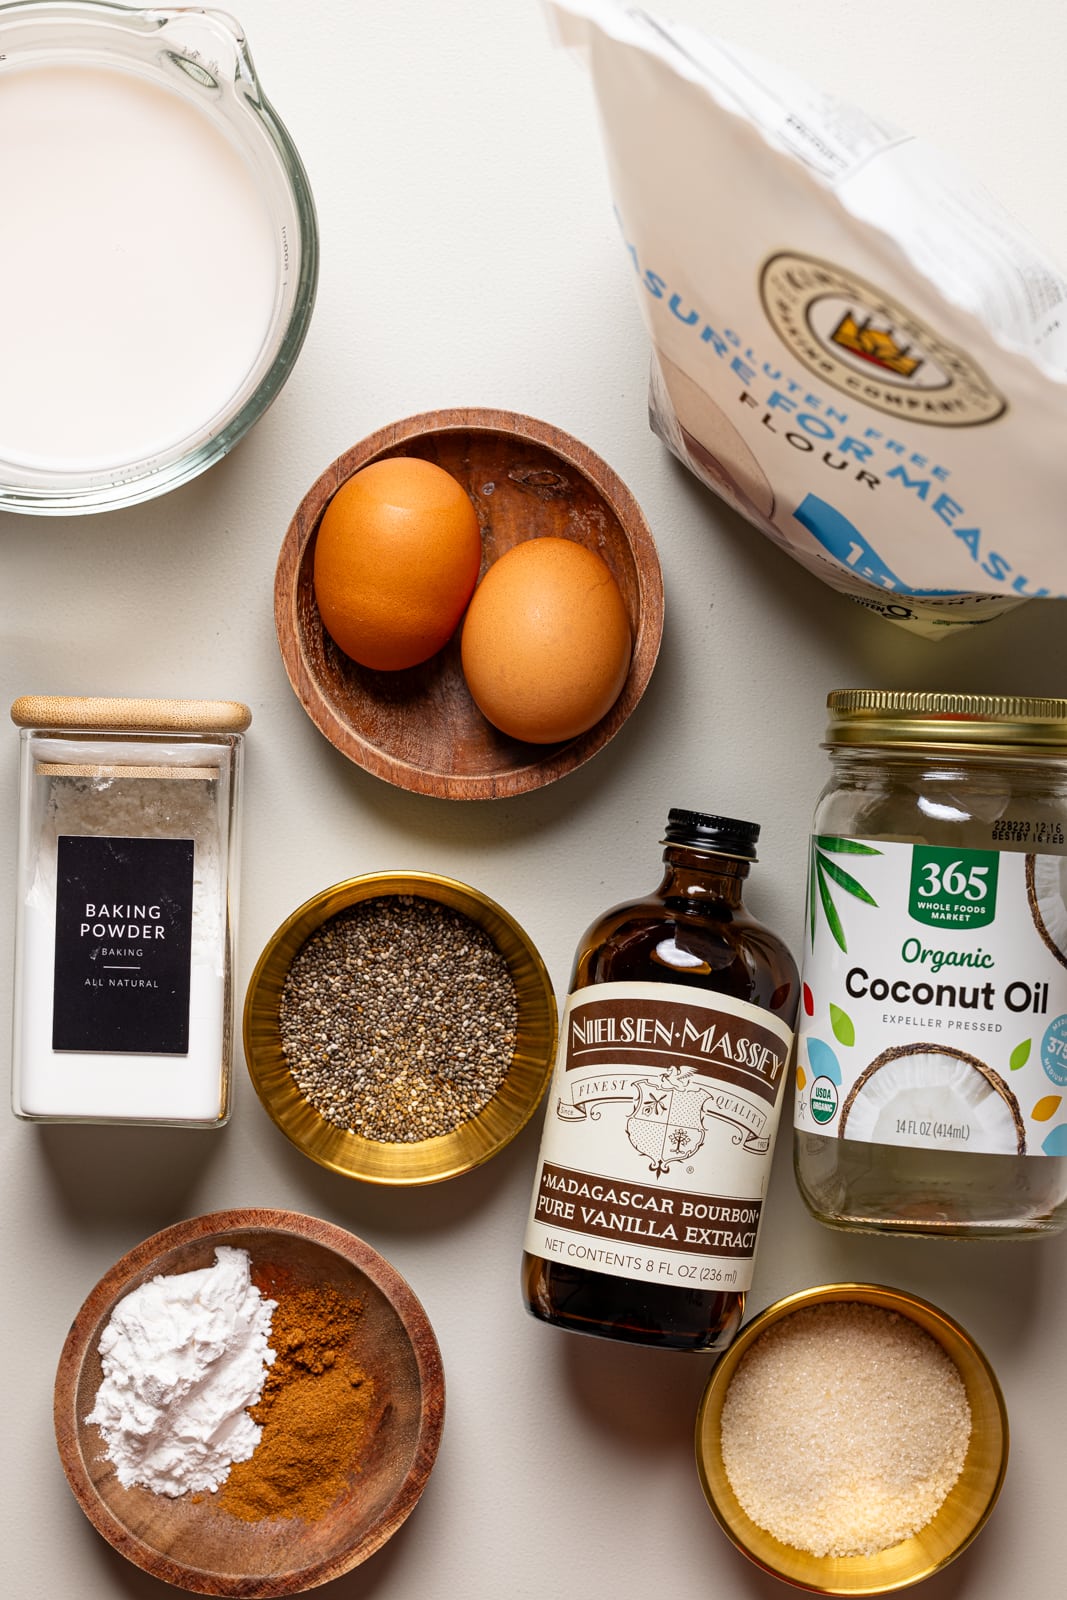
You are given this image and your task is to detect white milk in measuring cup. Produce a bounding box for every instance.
[0,3,316,513]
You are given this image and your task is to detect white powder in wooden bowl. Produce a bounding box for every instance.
[85,1247,276,1496]
[719,1302,972,1558]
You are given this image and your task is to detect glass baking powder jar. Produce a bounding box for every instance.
[795,690,1067,1238]
[10,695,250,1126]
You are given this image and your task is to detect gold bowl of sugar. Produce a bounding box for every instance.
[695,1283,1008,1594]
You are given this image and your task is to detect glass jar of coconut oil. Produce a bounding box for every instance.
[795,691,1067,1238]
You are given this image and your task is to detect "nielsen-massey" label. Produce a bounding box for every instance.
[523,980,794,1292]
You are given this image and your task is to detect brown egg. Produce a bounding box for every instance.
[313,457,481,671]
[460,537,632,743]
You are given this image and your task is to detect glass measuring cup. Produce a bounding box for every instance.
[0,2,318,513]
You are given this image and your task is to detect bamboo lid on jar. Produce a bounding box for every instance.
[10,696,252,734]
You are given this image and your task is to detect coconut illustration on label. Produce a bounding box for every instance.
[1027,854,1067,970]
[838,1042,1026,1155]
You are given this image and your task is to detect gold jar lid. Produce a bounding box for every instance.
[826,690,1067,753]
[11,695,251,734]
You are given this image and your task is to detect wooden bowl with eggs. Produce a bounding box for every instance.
[274,408,664,799]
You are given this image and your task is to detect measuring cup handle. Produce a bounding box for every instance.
[147,8,258,93]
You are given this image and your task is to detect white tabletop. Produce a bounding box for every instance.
[4,3,1067,1597]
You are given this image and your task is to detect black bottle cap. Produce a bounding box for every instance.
[664,808,760,860]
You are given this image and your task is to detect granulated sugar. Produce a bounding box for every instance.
[720,1301,972,1558]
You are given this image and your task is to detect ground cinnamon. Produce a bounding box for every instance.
[220,1279,374,1523]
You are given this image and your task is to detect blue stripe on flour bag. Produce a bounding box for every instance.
[794,494,962,596]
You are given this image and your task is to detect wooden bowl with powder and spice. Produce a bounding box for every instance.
[54,1209,445,1597]
[243,870,557,1185]
[694,1283,1008,1594]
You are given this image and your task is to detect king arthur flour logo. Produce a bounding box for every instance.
[760,252,1006,426]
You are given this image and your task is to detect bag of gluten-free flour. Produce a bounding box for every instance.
[550,0,1067,635]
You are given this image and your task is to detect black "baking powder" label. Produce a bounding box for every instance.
[53,835,194,1054]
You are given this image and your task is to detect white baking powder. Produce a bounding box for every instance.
[85,1247,277,1497]
[15,766,229,1121]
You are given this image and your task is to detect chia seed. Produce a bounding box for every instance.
[278,895,520,1142]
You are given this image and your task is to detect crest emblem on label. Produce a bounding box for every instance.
[760,252,1006,427]
[627,1070,707,1175]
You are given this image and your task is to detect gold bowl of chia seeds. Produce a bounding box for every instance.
[243,872,557,1184]
[695,1284,1008,1594]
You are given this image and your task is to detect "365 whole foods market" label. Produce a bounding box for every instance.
[796,838,1067,1157]
[524,980,794,1292]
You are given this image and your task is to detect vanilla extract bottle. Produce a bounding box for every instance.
[521,809,798,1352]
